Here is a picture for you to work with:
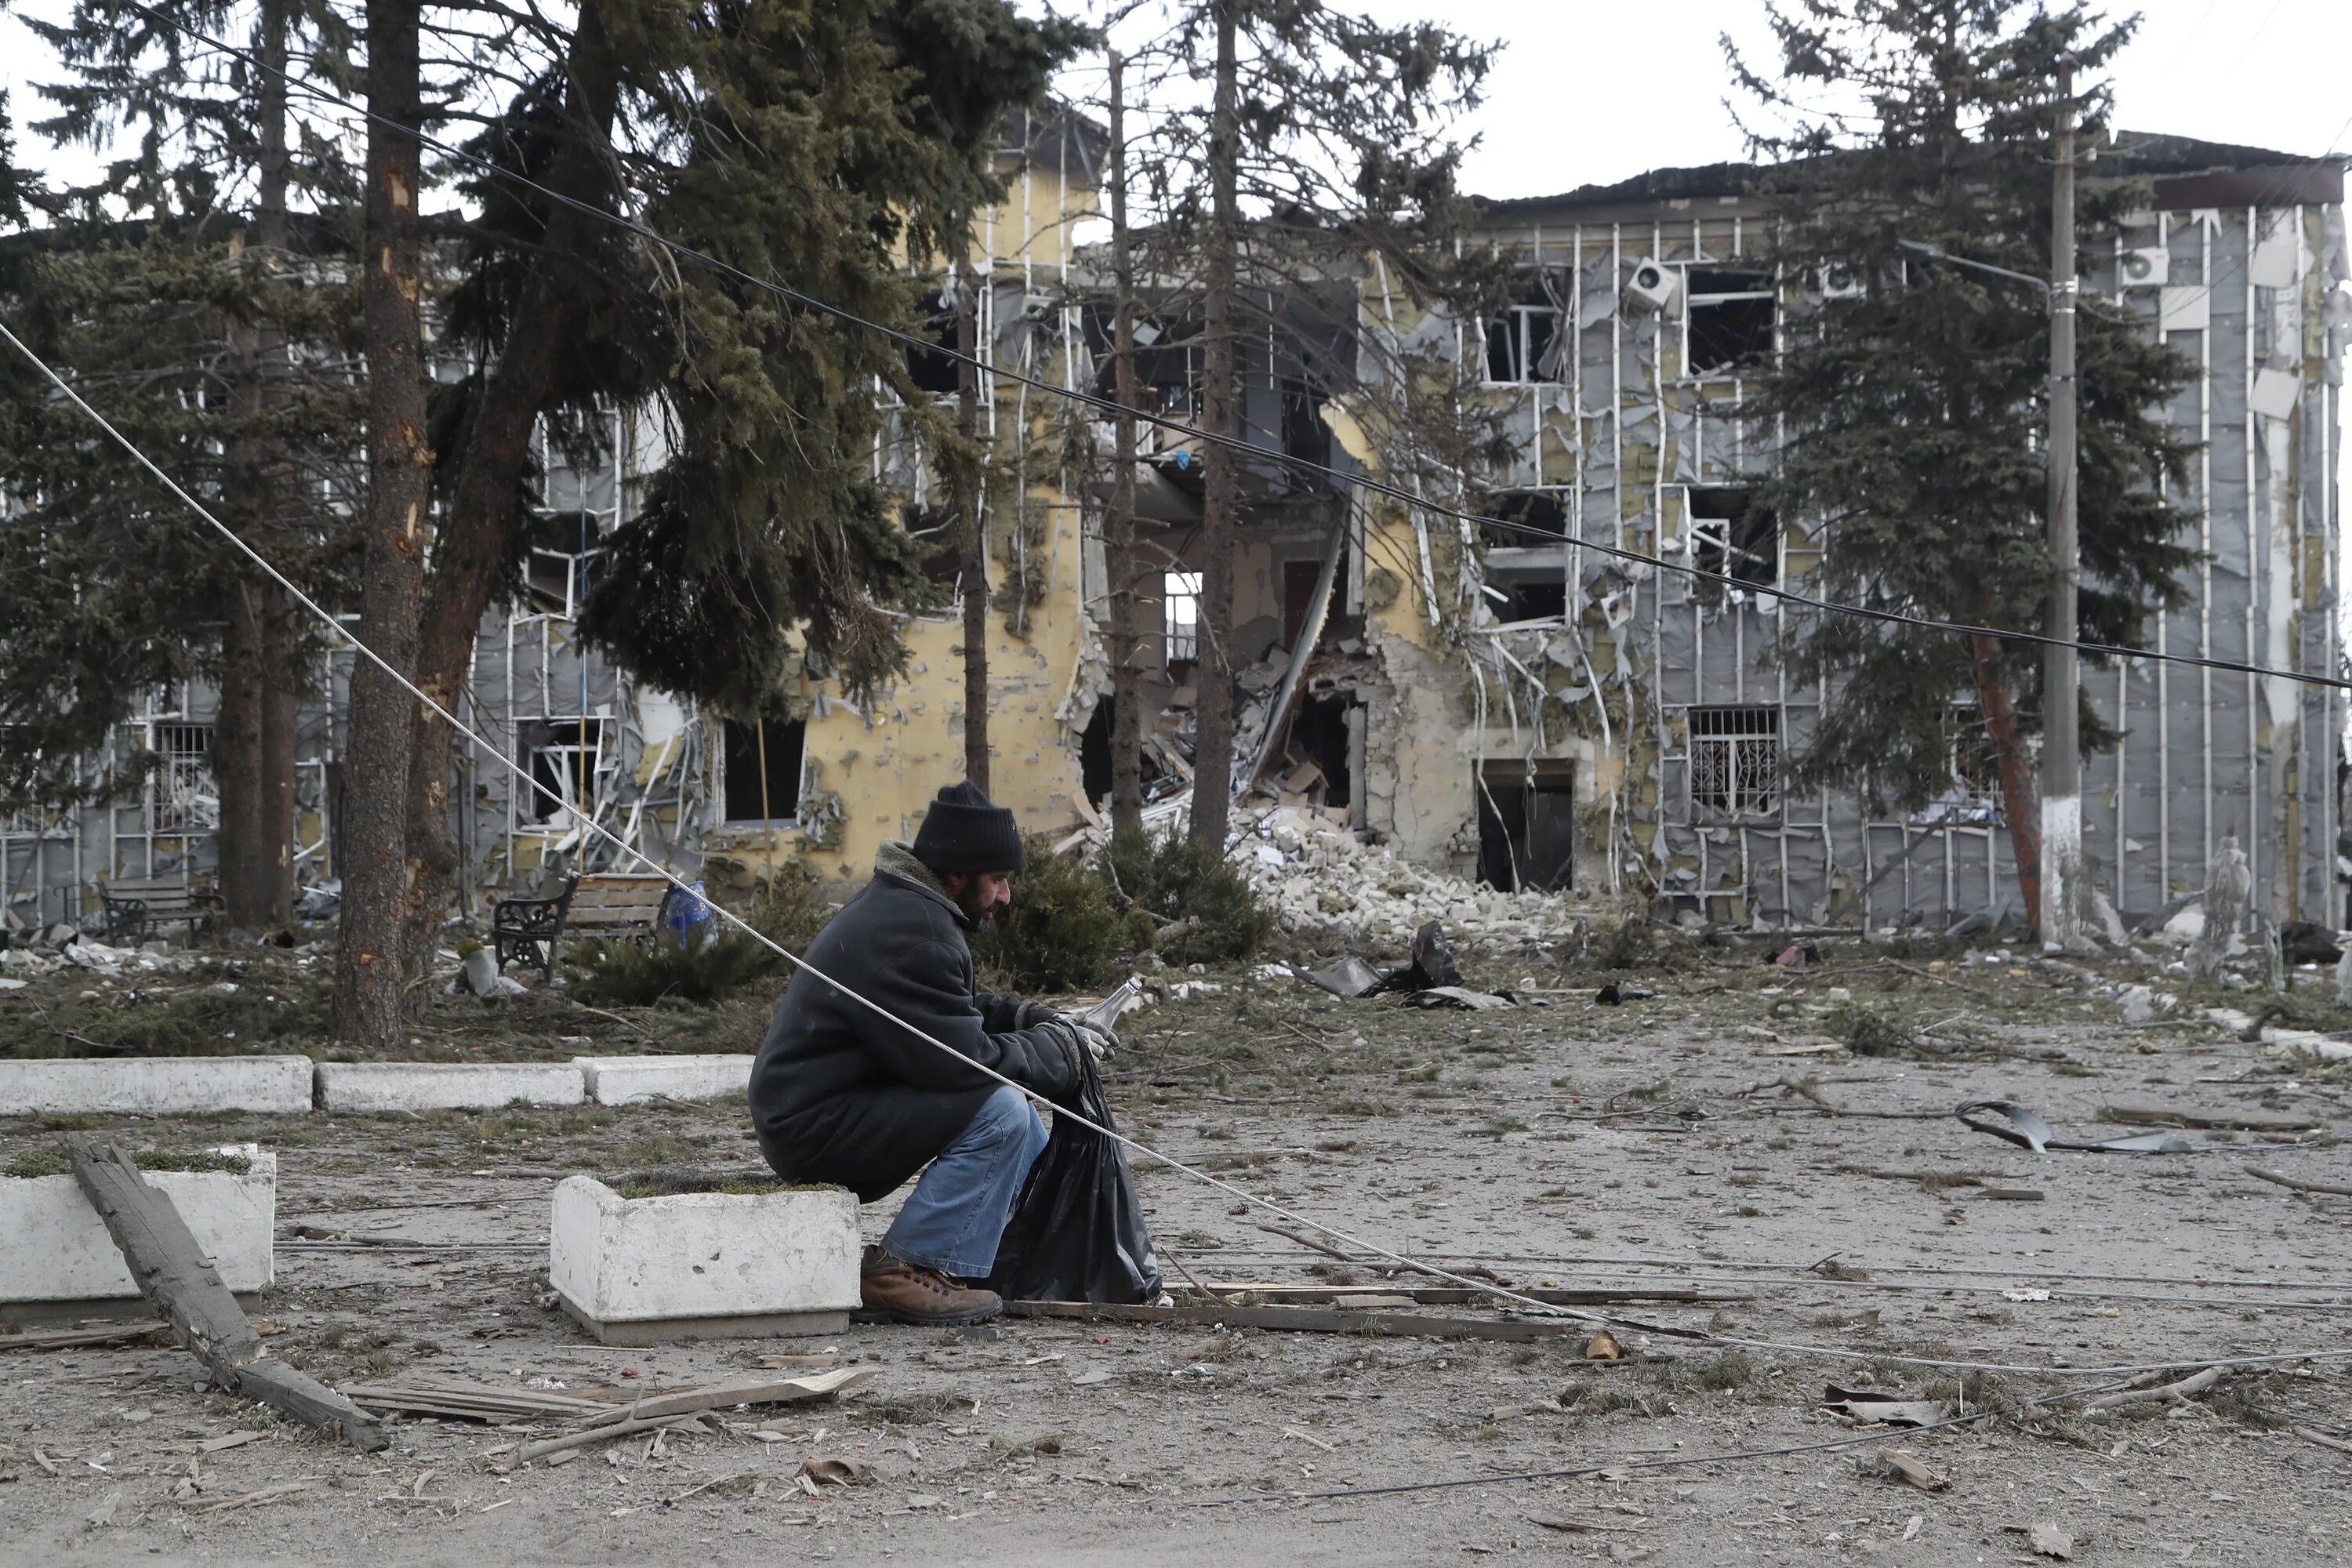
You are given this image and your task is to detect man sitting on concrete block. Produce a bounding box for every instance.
[749,782,1112,1327]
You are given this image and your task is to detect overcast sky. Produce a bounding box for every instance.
[1341,0,2352,201]
[5,1,2347,202]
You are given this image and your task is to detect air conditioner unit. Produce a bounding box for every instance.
[1623,257,1679,314]
[2118,247,2169,289]
[1812,262,1867,300]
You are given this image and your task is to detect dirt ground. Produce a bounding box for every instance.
[5,930,2352,1566]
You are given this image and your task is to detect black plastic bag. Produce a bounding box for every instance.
[985,1055,1162,1304]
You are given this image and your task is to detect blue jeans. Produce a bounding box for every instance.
[881,1085,1048,1279]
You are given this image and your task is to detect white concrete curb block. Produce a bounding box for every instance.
[314,1061,584,1112]
[2,1145,276,1303]
[548,1175,858,1345]
[575,1055,753,1105]
[0,1056,314,1116]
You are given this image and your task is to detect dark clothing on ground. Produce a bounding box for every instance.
[750,842,1079,1202]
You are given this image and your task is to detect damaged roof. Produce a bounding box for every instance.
[1482,130,2347,219]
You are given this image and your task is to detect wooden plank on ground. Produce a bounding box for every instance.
[581,1367,876,1428]
[1005,1298,1591,1344]
[63,1136,387,1452]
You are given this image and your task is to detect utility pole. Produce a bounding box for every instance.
[1105,48,1147,838]
[2040,64,2083,949]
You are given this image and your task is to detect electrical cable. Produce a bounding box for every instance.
[107,2,2352,698]
[17,314,2352,1387]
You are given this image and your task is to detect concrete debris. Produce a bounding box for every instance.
[1237,807,1588,951]
[458,948,525,1000]
[1410,985,1515,1011]
[2115,985,2179,1025]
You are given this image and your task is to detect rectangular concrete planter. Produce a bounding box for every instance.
[548,1174,859,1345]
[314,1061,583,1112]
[0,1056,313,1116]
[575,1054,754,1106]
[1,1145,275,1309]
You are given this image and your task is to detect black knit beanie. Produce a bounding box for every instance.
[912,780,1025,873]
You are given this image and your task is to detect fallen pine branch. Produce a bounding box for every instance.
[2082,1366,2223,1412]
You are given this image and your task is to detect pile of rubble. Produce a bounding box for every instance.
[0,930,204,984]
[1236,806,1586,952]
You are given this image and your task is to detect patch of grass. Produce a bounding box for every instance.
[0,983,327,1060]
[1690,1351,1754,1392]
[1734,1204,1762,1218]
[613,1177,822,1200]
[5,1147,251,1178]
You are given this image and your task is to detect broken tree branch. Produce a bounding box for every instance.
[2245,1166,2352,1198]
[62,1136,387,1451]
[2082,1366,2223,1412]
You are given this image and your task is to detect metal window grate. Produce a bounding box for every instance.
[1689,706,1780,816]
[147,722,217,833]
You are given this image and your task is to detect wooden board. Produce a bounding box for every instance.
[1004,1298,1608,1345]
[1194,1283,1750,1308]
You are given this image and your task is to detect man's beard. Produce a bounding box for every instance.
[953,884,995,926]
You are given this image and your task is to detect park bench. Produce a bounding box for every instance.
[96,873,221,945]
[492,872,675,980]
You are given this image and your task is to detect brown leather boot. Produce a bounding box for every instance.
[855,1247,1004,1327]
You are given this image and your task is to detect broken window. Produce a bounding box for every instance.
[1686,269,1775,376]
[1476,760,1573,892]
[1481,275,1563,385]
[1487,578,1567,623]
[145,723,216,833]
[1164,570,1201,669]
[1279,376,1330,466]
[518,718,611,825]
[720,715,805,824]
[1688,706,1780,817]
[1686,486,1777,593]
[904,291,962,396]
[1479,488,1568,551]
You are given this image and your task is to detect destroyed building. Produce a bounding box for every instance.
[3,128,2346,940]
[1431,135,2350,929]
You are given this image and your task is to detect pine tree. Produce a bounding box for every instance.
[0,1,362,928]
[1106,0,1499,849]
[1728,0,2197,915]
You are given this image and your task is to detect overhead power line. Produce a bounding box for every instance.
[99,2,2352,697]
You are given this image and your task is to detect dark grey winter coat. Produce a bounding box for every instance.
[750,842,1079,1201]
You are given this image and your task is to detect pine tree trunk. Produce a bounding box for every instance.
[1969,633,2042,925]
[401,0,623,952]
[260,586,299,923]
[335,0,430,1051]
[213,586,266,927]
[1189,0,1240,851]
[219,0,296,931]
[957,260,990,792]
[1105,48,1145,839]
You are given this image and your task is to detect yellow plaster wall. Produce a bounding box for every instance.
[710,161,1102,887]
